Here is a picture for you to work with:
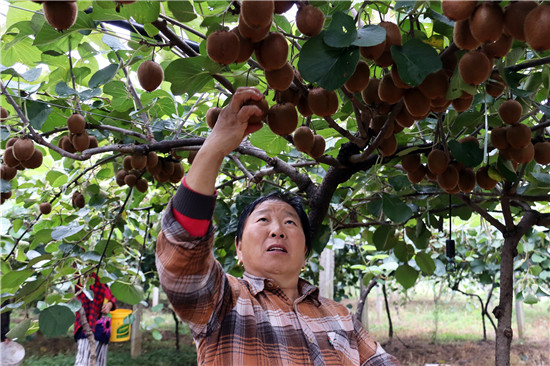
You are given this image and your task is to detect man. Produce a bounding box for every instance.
[156,87,400,365]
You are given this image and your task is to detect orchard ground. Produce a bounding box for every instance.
[15,290,549,366]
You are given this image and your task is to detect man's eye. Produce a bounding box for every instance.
[257,217,267,222]
[286,220,296,225]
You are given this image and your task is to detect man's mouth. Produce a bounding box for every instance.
[267,246,287,253]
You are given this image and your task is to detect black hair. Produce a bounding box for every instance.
[235,192,312,256]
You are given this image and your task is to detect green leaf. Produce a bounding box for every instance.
[51,224,86,241]
[102,34,126,51]
[165,57,218,96]
[373,226,397,251]
[167,1,197,22]
[531,173,550,185]
[120,1,160,24]
[152,329,162,340]
[324,12,357,48]
[414,220,431,250]
[382,193,412,223]
[448,139,484,168]
[392,38,442,86]
[415,251,436,275]
[21,67,42,82]
[352,25,386,47]
[46,171,64,185]
[395,264,419,289]
[55,81,78,98]
[6,318,31,340]
[523,292,539,305]
[89,64,119,89]
[24,100,52,130]
[111,281,144,305]
[1,269,34,289]
[103,80,133,112]
[393,241,415,262]
[39,305,75,337]
[34,11,96,46]
[249,126,287,157]
[298,31,360,90]
[497,156,518,182]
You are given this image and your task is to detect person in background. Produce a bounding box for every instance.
[156,87,400,365]
[74,272,116,366]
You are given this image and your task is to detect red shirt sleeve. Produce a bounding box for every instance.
[171,177,216,237]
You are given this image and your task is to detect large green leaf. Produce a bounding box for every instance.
[88,64,119,89]
[352,25,386,47]
[415,251,436,275]
[1,269,34,289]
[119,1,160,25]
[373,226,397,251]
[165,57,218,96]
[298,31,360,90]
[448,139,483,168]
[33,11,96,46]
[24,100,52,130]
[51,224,86,241]
[393,241,415,262]
[111,281,144,305]
[167,1,197,22]
[324,12,357,48]
[249,126,287,157]
[395,264,419,289]
[39,305,75,337]
[382,193,412,223]
[392,38,442,86]
[6,318,31,341]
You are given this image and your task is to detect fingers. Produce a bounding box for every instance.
[244,123,263,136]
[231,87,264,113]
[236,105,264,124]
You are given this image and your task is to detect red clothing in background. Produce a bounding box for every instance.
[74,273,117,335]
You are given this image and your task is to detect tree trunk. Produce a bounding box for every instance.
[382,283,393,339]
[130,304,142,358]
[514,276,525,339]
[171,309,180,351]
[78,306,97,366]
[356,277,377,325]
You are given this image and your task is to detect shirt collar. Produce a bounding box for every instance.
[242,271,321,304]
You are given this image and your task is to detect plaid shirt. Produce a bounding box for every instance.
[156,186,400,365]
[74,273,116,335]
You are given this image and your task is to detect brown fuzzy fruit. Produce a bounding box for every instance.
[274,1,294,14]
[380,21,401,50]
[40,202,52,215]
[147,151,158,169]
[378,73,403,104]
[20,149,43,169]
[503,1,538,42]
[265,62,294,91]
[72,132,90,152]
[6,137,18,148]
[88,136,98,149]
[308,88,339,117]
[407,164,427,184]
[131,153,147,170]
[469,2,504,44]
[13,138,35,162]
[402,154,421,173]
[73,191,85,208]
[403,88,430,118]
[43,1,78,31]
[485,71,506,98]
[297,95,313,117]
[458,168,476,193]
[296,4,325,37]
[267,103,298,136]
[437,165,459,190]
[206,30,240,65]
[115,170,128,186]
[370,116,394,139]
[138,60,164,92]
[506,123,531,149]
[124,173,137,187]
[136,178,148,193]
[453,18,480,51]
[67,113,85,134]
[344,61,370,93]
[60,136,76,153]
[255,32,288,71]
[491,126,509,150]
[238,14,271,43]
[476,166,498,190]
[498,99,522,125]
[231,28,254,64]
[390,65,411,89]
[524,4,550,52]
[441,48,458,78]
[482,34,513,59]
[0,164,17,181]
[510,143,535,165]
[170,162,185,183]
[378,135,397,157]
[534,142,550,165]
[442,0,476,21]
[427,149,449,175]
[293,126,314,153]
[0,107,8,121]
[395,107,415,128]
[244,98,269,124]
[361,78,381,106]
[309,135,326,159]
[418,70,449,100]
[360,40,386,61]
[123,155,133,171]
[460,135,479,147]
[277,88,300,105]
[206,107,222,129]
[241,0,274,29]
[451,93,473,113]
[459,50,492,85]
[430,98,451,113]
[373,50,394,68]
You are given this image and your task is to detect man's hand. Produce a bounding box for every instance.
[101,301,113,315]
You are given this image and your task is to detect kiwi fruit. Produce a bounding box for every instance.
[469,2,504,44]
[39,202,52,215]
[188,150,198,165]
[490,126,509,150]
[534,141,550,165]
[379,21,401,50]
[72,132,90,152]
[458,168,476,193]
[0,164,17,181]
[244,98,269,124]
[231,28,254,64]
[170,162,185,183]
[297,95,313,117]
[476,166,498,190]
[60,136,77,153]
[73,191,85,209]
[430,99,451,113]
[344,61,370,93]
[238,14,271,43]
[427,149,449,175]
[67,113,85,134]
[13,138,35,162]
[267,103,298,136]
[274,1,294,14]
[6,137,18,148]
[390,65,411,89]
[293,126,314,153]
[162,160,175,176]
[240,0,274,29]
[459,135,479,147]
[485,71,506,98]
[309,135,326,159]
[116,170,128,186]
[378,73,403,104]
[206,30,240,65]
[296,4,325,37]
[437,165,459,190]
[442,0,476,21]
[373,50,394,68]
[131,153,147,170]
[459,50,492,85]
[123,155,133,171]
[418,70,449,100]
[440,48,458,78]
[20,149,43,169]
[0,107,8,121]
[277,88,300,105]
[88,136,98,149]
[43,1,78,31]
[403,88,431,118]
[503,1,538,41]
[498,99,522,125]
[506,123,531,149]
[378,135,397,157]
[137,60,164,92]
[482,34,513,59]
[395,107,415,128]
[402,154,421,173]
[136,178,148,193]
[451,93,473,113]
[407,164,427,184]
[255,32,288,71]
[524,4,550,52]
[361,78,381,106]
[510,143,535,165]
[453,19,480,51]
[370,116,394,139]
[360,40,386,61]
[265,62,294,91]
[124,173,137,187]
[308,88,339,117]
[206,107,222,129]
[147,151,158,169]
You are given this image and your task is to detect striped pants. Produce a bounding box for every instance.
[75,338,108,366]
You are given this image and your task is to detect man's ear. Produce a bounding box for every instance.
[235,237,243,261]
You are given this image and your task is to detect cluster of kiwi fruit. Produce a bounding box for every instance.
[491,99,550,166]
[137,60,164,92]
[58,113,98,153]
[115,151,184,193]
[37,1,78,31]
[72,191,85,209]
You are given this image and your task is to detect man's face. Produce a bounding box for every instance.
[236,199,307,282]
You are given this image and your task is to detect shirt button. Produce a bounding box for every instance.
[307,335,315,343]
[265,281,273,289]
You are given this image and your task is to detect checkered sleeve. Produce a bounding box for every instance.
[354,316,401,366]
